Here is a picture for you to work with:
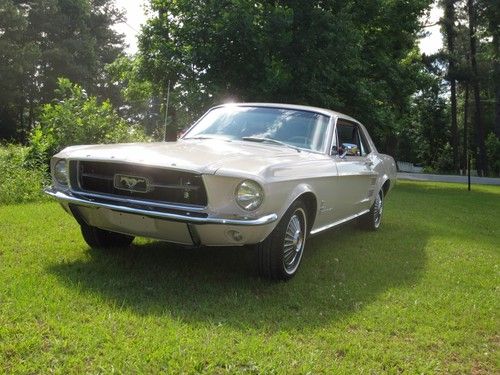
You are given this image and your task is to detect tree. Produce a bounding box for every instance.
[467,0,487,175]
[105,55,162,136]
[28,78,147,164]
[0,0,39,140]
[481,0,500,139]
[0,0,125,141]
[428,0,497,176]
[403,69,451,171]
[139,0,433,150]
[441,0,459,172]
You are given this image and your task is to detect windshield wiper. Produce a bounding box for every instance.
[183,136,214,140]
[184,135,232,141]
[241,137,301,152]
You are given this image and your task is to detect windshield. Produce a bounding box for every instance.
[183,106,331,152]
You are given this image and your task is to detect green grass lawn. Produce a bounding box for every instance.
[0,181,498,374]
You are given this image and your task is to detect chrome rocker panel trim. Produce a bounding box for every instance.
[309,209,370,235]
[44,188,278,226]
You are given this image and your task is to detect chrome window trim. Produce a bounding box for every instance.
[182,105,335,155]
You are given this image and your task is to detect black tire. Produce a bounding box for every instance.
[256,200,308,280]
[358,189,384,230]
[80,222,134,249]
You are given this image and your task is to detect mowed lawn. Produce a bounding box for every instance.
[0,181,498,374]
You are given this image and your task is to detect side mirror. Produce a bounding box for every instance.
[342,143,359,156]
[339,147,348,159]
[332,145,347,158]
[334,144,350,158]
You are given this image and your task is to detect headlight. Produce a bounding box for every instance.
[54,159,68,185]
[235,180,264,211]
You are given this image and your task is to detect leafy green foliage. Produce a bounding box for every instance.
[105,55,162,137]
[429,0,500,175]
[139,0,432,150]
[0,145,48,204]
[0,0,40,140]
[398,76,452,171]
[27,78,148,164]
[0,0,125,141]
[486,132,500,176]
[434,142,455,173]
[1,0,497,175]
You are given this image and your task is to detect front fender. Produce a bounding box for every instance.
[281,183,316,218]
[262,181,318,227]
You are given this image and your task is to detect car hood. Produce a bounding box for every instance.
[56,139,322,176]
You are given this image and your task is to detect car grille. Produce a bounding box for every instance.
[69,161,207,207]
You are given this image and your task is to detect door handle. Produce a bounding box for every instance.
[365,160,374,167]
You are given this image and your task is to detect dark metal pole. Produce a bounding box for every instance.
[467,151,471,191]
[163,80,171,142]
[464,81,471,191]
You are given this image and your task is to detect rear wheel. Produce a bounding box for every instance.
[256,200,308,280]
[80,222,134,249]
[359,189,384,230]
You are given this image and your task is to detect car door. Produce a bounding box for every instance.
[333,119,377,219]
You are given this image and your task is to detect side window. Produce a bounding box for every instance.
[358,128,371,156]
[336,122,371,157]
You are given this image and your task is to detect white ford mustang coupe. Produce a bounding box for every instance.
[46,103,397,280]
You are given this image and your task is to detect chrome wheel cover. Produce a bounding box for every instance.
[374,190,383,228]
[283,208,306,274]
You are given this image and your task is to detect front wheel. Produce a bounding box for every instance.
[256,200,308,280]
[80,222,134,249]
[359,189,384,230]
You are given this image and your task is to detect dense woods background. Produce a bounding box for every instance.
[0,0,499,201]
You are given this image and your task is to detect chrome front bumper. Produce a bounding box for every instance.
[44,188,278,246]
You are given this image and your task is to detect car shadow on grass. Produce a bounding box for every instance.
[48,220,428,331]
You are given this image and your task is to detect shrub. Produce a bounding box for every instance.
[486,132,500,177]
[27,78,148,165]
[422,165,437,174]
[0,145,49,205]
[434,142,455,174]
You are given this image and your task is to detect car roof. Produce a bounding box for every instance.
[212,102,360,123]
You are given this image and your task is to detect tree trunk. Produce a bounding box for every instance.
[18,102,25,144]
[444,0,459,172]
[493,31,500,139]
[467,0,488,176]
[28,95,34,136]
[450,76,459,172]
[463,83,469,173]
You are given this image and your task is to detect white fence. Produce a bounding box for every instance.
[397,161,423,173]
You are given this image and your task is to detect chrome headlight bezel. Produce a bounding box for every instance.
[53,159,68,186]
[235,179,264,211]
